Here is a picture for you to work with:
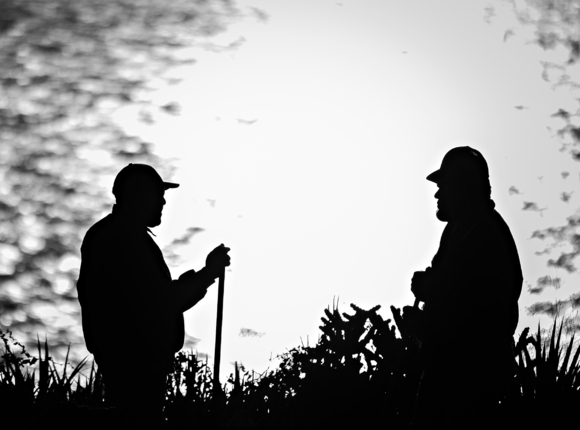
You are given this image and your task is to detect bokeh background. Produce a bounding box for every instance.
[1,0,579,381]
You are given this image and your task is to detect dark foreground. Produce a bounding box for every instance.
[1,304,578,429]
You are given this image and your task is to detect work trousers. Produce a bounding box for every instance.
[98,359,169,428]
[410,356,514,430]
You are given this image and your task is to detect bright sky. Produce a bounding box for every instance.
[114,0,580,379]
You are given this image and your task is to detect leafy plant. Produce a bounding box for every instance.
[2,302,580,429]
[513,322,580,427]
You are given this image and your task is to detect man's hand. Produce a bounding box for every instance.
[205,244,231,280]
[402,305,425,341]
[411,270,428,302]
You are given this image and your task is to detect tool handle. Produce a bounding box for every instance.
[213,268,225,392]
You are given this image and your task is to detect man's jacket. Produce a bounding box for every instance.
[77,211,210,372]
[420,208,523,364]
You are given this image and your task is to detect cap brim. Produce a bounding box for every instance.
[163,182,179,189]
[426,170,440,183]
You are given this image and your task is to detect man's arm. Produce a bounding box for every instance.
[411,223,455,304]
[170,268,215,312]
[169,244,231,313]
[411,268,433,303]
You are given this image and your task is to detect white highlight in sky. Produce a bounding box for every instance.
[113,0,580,379]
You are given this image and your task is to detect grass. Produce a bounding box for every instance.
[1,303,580,428]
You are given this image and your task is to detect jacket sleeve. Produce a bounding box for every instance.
[169,267,217,313]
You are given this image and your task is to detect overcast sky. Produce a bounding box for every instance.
[110,0,580,378]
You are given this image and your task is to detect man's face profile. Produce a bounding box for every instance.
[434,177,465,222]
[435,173,488,222]
[434,183,450,222]
[140,185,166,228]
[119,177,166,227]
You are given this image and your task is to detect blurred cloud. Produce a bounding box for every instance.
[239,327,265,338]
[522,201,546,214]
[528,275,561,294]
[509,185,521,195]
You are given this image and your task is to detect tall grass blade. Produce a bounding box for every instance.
[560,333,575,380]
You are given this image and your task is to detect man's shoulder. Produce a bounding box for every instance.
[464,208,504,231]
[82,214,125,251]
[85,213,115,238]
[482,209,514,237]
[470,209,519,256]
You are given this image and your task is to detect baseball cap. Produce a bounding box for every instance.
[112,163,179,197]
[427,146,489,184]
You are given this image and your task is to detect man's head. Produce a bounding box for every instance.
[112,164,179,227]
[427,147,492,222]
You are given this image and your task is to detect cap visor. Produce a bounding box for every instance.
[426,170,440,183]
[163,182,179,189]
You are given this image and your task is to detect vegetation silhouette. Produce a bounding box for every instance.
[2,304,580,429]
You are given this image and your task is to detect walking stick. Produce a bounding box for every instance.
[213,267,226,395]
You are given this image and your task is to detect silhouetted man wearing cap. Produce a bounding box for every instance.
[408,147,522,429]
[77,163,231,427]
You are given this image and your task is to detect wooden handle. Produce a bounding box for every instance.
[213,268,225,393]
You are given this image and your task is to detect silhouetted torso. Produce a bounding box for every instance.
[412,206,522,430]
[422,207,522,360]
[77,211,184,373]
[76,163,230,427]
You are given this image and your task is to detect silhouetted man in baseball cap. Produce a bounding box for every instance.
[77,163,231,427]
[408,147,522,429]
